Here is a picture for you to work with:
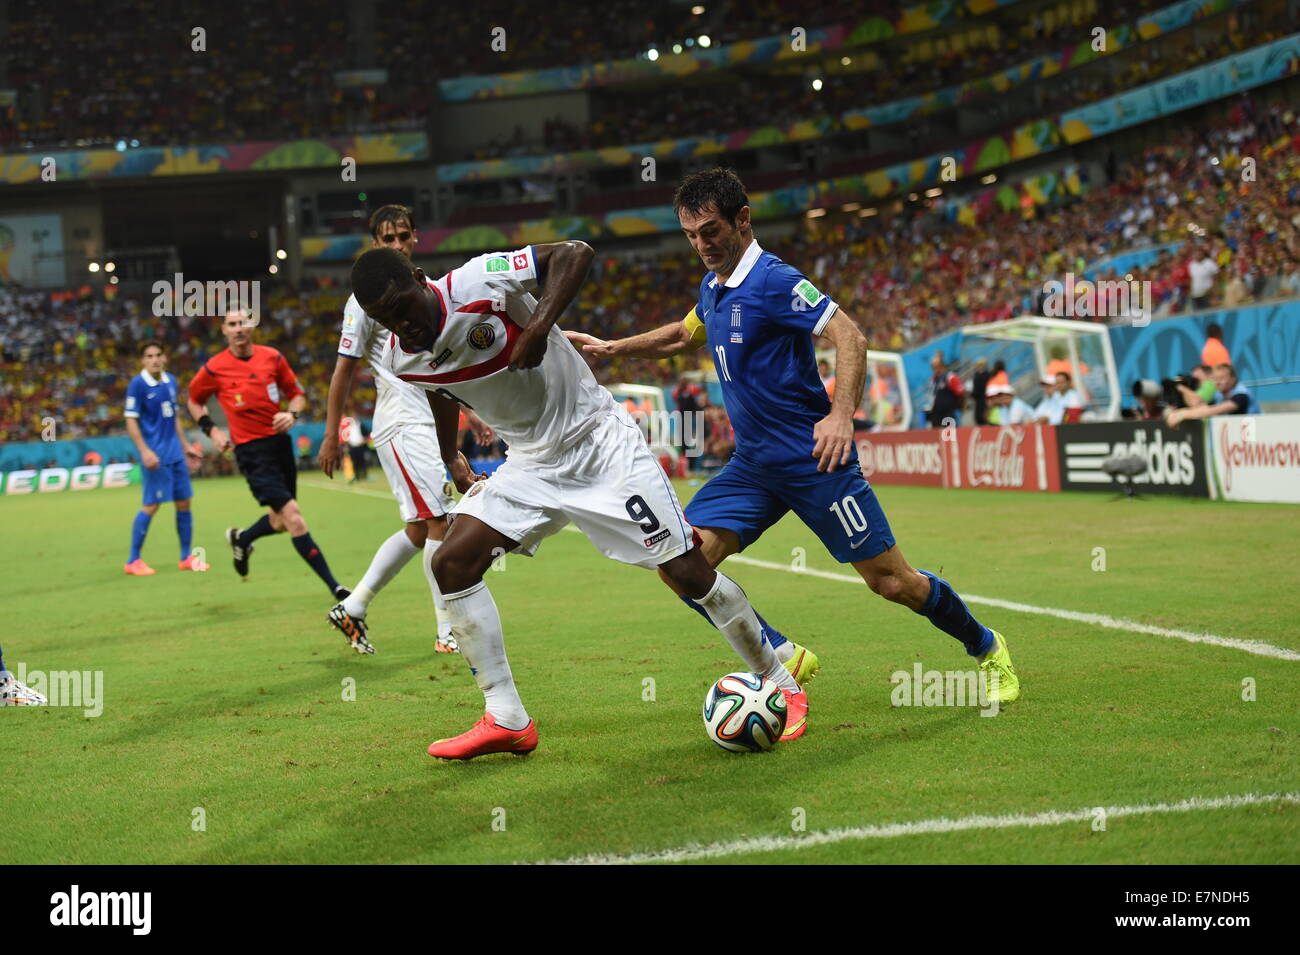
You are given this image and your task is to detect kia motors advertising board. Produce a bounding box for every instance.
[856,425,1059,492]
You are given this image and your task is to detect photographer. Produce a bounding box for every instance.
[1166,363,1260,427]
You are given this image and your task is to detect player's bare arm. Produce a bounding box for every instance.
[813,309,867,473]
[427,392,484,492]
[318,354,359,477]
[187,396,231,453]
[565,315,701,360]
[509,240,595,371]
[463,409,495,446]
[125,416,160,470]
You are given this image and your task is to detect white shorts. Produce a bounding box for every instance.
[453,410,693,569]
[375,425,453,523]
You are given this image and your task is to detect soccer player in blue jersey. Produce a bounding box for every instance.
[123,341,207,575]
[570,168,1020,708]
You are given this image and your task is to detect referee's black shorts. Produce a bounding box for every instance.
[233,433,297,510]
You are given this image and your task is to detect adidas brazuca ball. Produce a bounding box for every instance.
[703,672,787,752]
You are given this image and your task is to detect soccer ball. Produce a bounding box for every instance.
[703,672,787,752]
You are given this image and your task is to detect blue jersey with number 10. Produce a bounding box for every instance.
[690,241,845,474]
[124,371,184,464]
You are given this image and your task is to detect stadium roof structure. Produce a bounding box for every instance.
[955,316,1120,421]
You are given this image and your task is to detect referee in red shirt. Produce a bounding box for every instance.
[186,309,348,600]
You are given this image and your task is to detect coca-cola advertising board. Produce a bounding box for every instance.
[855,425,1060,492]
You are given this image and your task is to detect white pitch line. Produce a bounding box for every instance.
[302,480,1300,661]
[724,555,1300,661]
[532,791,1300,865]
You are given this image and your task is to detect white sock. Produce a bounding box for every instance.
[770,640,795,663]
[423,539,454,641]
[698,572,799,693]
[343,529,421,618]
[442,580,529,730]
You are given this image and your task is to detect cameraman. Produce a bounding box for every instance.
[1166,363,1260,427]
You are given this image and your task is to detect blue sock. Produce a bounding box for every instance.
[176,510,193,560]
[129,510,153,562]
[678,595,789,649]
[0,641,6,675]
[756,612,789,649]
[915,569,994,657]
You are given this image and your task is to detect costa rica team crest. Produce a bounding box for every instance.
[467,322,497,350]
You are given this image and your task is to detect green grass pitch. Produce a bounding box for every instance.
[3,474,1298,864]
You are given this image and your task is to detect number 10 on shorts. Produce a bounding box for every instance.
[829,494,869,537]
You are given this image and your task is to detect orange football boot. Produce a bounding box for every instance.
[427,712,538,760]
[780,688,808,741]
[124,559,156,576]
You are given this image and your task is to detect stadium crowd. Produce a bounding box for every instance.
[2,0,849,151]
[3,97,1297,447]
[9,0,1279,159]
[461,0,1294,164]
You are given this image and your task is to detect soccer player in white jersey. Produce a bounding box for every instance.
[349,242,808,760]
[319,205,487,655]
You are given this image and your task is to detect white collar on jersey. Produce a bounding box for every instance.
[140,369,168,387]
[708,238,763,289]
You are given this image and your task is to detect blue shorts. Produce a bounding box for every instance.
[141,458,193,506]
[685,455,895,564]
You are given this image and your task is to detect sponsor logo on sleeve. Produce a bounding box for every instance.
[513,253,529,270]
[794,279,824,307]
[485,256,510,273]
[340,337,353,349]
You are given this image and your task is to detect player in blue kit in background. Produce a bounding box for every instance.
[123,340,207,575]
[569,168,1019,714]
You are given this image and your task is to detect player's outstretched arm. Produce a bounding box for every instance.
[510,240,595,371]
[564,312,703,360]
[318,355,359,478]
[812,310,868,473]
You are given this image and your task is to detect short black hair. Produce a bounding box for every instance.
[673,167,748,226]
[369,204,414,239]
[351,248,417,310]
[139,339,165,356]
[1206,322,1224,339]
